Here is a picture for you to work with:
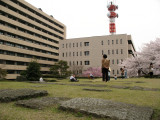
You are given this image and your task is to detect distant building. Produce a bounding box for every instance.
[59,34,136,77]
[0,0,66,79]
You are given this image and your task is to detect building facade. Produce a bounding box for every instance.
[0,0,66,79]
[59,34,136,77]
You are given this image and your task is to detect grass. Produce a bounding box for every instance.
[0,77,160,120]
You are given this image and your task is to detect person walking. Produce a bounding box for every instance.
[149,63,154,78]
[108,67,111,81]
[124,66,127,78]
[102,54,110,82]
[120,68,124,79]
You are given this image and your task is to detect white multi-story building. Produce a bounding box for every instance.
[59,34,136,77]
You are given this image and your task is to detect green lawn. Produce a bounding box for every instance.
[0,77,160,120]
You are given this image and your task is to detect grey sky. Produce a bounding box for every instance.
[25,0,160,51]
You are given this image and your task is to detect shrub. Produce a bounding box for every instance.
[0,68,7,79]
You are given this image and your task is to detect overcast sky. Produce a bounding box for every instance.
[25,0,160,51]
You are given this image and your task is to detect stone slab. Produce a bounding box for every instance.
[60,98,153,120]
[30,85,47,88]
[0,89,48,102]
[16,97,70,109]
[41,82,107,87]
[83,88,112,92]
[130,86,160,91]
[135,81,146,83]
[110,85,130,89]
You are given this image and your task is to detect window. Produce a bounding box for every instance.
[62,53,64,57]
[7,70,15,74]
[66,52,67,57]
[116,39,118,44]
[102,50,104,55]
[6,60,15,65]
[0,60,4,64]
[80,42,82,47]
[6,42,15,47]
[17,62,25,66]
[120,39,122,44]
[42,50,46,53]
[69,52,71,57]
[76,43,78,47]
[0,50,4,54]
[112,40,114,44]
[84,51,89,56]
[84,61,90,65]
[101,41,103,45]
[66,44,68,48]
[112,50,114,54]
[73,43,74,47]
[77,61,78,65]
[73,61,75,65]
[69,43,71,48]
[112,70,115,74]
[17,53,24,57]
[80,51,82,56]
[26,55,32,58]
[69,61,71,66]
[0,31,4,35]
[117,59,119,64]
[117,70,119,74]
[108,50,110,55]
[77,52,78,56]
[116,49,118,54]
[0,41,4,45]
[112,59,114,64]
[48,58,52,61]
[6,51,15,56]
[16,44,24,49]
[62,44,64,48]
[80,61,82,65]
[121,49,123,54]
[84,42,89,46]
[73,52,75,56]
[35,49,40,52]
[41,57,47,60]
[108,40,110,45]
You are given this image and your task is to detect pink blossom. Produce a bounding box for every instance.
[82,67,102,77]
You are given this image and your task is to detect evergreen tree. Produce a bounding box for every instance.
[50,64,60,78]
[26,60,41,81]
[50,60,71,78]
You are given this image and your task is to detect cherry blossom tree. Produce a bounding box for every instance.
[82,67,102,77]
[121,38,160,77]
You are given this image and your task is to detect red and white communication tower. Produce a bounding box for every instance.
[107,0,118,34]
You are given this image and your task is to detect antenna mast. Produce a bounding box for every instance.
[107,0,118,35]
